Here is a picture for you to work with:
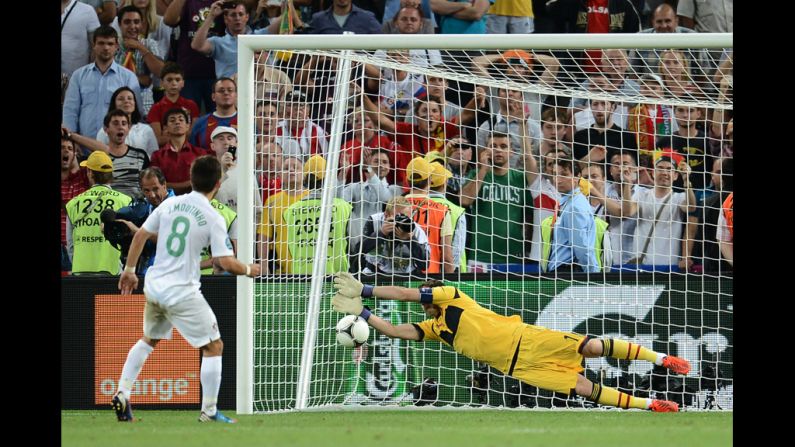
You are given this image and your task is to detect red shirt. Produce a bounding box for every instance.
[393,121,459,184]
[150,141,211,185]
[342,134,400,183]
[584,0,609,72]
[61,169,89,244]
[259,175,282,203]
[147,96,200,125]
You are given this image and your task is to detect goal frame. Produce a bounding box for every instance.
[235,32,733,415]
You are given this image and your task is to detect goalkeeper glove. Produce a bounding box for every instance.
[333,272,373,298]
[332,292,364,316]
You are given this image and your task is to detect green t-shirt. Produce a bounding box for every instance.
[465,169,532,264]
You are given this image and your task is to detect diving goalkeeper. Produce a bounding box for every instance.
[332,273,690,412]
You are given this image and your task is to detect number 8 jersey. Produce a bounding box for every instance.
[142,191,234,305]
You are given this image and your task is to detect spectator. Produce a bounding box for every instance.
[82,0,119,26]
[61,135,90,273]
[147,62,201,147]
[658,49,696,98]
[538,107,571,157]
[472,49,560,123]
[277,90,328,158]
[257,140,284,202]
[163,0,221,113]
[543,156,599,274]
[677,0,732,33]
[307,0,382,34]
[258,156,308,274]
[475,86,541,169]
[404,75,462,126]
[150,108,211,193]
[632,3,696,77]
[111,1,174,64]
[63,26,142,153]
[403,157,454,274]
[191,0,279,79]
[111,166,175,274]
[571,49,640,110]
[383,0,436,27]
[190,77,239,150]
[432,0,493,34]
[342,149,403,250]
[209,126,264,217]
[702,157,732,273]
[341,108,401,184]
[100,109,152,198]
[365,51,427,120]
[65,151,133,275]
[284,155,353,274]
[383,1,435,34]
[626,74,677,154]
[604,152,640,266]
[361,94,461,185]
[581,163,626,222]
[460,133,533,272]
[358,195,430,275]
[485,0,534,34]
[98,86,160,156]
[716,191,732,267]
[62,0,101,77]
[656,105,710,190]
[115,5,166,115]
[443,137,475,206]
[625,151,696,270]
[255,101,302,159]
[526,147,563,264]
[428,159,467,272]
[572,97,637,171]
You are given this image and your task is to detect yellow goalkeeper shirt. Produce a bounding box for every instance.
[412,286,525,373]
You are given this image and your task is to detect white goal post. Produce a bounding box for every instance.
[236,33,733,415]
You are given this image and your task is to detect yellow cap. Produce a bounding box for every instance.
[303,155,326,180]
[425,150,445,165]
[406,156,433,183]
[429,161,453,188]
[80,151,114,173]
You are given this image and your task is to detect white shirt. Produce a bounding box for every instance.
[631,187,687,265]
[61,0,101,76]
[605,182,639,264]
[716,211,731,242]
[142,192,234,305]
[528,175,559,261]
[97,123,159,157]
[215,165,264,223]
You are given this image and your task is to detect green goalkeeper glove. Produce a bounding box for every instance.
[331,292,363,316]
[333,272,373,298]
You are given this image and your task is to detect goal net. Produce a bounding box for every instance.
[236,34,733,414]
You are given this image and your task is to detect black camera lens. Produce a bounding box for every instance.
[394,214,414,233]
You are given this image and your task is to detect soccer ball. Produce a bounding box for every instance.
[335,315,370,348]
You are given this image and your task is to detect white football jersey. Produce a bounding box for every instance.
[142,191,234,305]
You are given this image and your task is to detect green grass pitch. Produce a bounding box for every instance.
[62,409,731,446]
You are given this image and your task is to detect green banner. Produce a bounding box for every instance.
[253,277,732,411]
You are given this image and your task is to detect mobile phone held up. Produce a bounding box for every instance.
[227,146,237,160]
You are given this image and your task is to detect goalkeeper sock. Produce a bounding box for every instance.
[118,340,154,399]
[201,356,223,416]
[589,383,650,410]
[602,338,659,364]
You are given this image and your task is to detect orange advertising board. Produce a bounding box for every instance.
[94,294,200,404]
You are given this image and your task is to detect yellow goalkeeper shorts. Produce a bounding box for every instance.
[507,325,587,395]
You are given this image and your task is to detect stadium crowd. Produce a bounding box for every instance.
[61,0,733,277]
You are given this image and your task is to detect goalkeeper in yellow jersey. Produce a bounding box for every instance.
[332,273,690,412]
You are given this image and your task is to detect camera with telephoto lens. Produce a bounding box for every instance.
[393,213,414,233]
[100,209,133,254]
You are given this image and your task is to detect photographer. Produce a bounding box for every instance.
[357,196,429,275]
[102,167,174,274]
[211,126,263,221]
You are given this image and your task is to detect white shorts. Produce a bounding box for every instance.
[143,292,221,348]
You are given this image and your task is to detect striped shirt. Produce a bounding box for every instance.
[109,146,150,199]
